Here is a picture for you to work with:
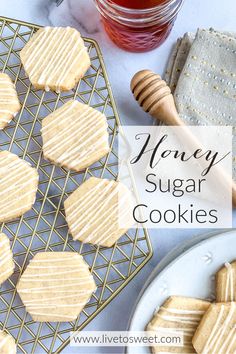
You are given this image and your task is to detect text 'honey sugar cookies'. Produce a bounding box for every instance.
[17,252,96,322]
[0,151,39,223]
[41,100,109,172]
[147,296,210,354]
[0,73,20,129]
[193,302,236,353]
[0,233,14,286]
[64,177,134,248]
[20,27,90,92]
[216,260,236,302]
[0,330,16,354]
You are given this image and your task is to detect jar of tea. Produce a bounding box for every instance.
[94,0,184,52]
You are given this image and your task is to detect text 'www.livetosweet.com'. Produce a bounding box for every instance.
[70,331,183,347]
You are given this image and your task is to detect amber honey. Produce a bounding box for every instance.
[110,0,167,9]
[95,0,184,52]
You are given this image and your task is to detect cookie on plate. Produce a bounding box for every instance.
[64,177,133,247]
[0,151,39,223]
[193,302,236,353]
[0,330,16,354]
[41,100,109,172]
[147,296,210,354]
[216,261,236,302]
[20,26,90,92]
[0,233,14,286]
[0,73,20,129]
[17,252,96,322]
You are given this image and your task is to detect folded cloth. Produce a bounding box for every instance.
[165,28,236,179]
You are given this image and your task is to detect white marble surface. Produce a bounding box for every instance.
[0,0,235,353]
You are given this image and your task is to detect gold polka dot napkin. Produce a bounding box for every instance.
[165,28,236,179]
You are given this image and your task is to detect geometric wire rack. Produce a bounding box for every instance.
[0,17,152,353]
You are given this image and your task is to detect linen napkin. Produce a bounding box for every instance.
[165,28,236,179]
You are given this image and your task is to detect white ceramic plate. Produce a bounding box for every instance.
[128,229,236,354]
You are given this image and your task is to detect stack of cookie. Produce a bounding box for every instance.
[0,25,133,331]
[193,261,236,353]
[147,260,236,353]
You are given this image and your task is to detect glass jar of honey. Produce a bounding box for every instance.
[94,0,184,52]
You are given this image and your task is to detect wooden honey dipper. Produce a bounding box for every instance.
[131,69,236,208]
[131,69,183,125]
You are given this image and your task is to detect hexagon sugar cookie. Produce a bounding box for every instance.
[20,27,90,92]
[216,260,236,302]
[0,233,14,286]
[147,296,210,354]
[193,302,236,353]
[17,252,96,322]
[0,73,20,129]
[0,151,39,223]
[64,177,133,247]
[42,100,109,172]
[0,330,16,354]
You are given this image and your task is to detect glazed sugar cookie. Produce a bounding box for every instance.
[216,261,236,302]
[147,296,210,354]
[41,100,109,172]
[193,302,236,353]
[0,233,14,285]
[0,151,39,223]
[64,177,133,247]
[0,73,20,129]
[0,330,16,354]
[20,26,90,92]
[17,252,96,322]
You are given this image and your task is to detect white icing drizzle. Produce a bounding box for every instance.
[22,27,89,91]
[55,122,105,164]
[0,152,38,221]
[41,29,77,86]
[20,280,93,292]
[83,195,129,245]
[29,255,79,262]
[65,178,107,215]
[148,302,208,353]
[23,291,92,304]
[25,302,87,309]
[41,101,77,132]
[95,199,131,244]
[68,180,114,233]
[42,100,108,170]
[224,262,235,301]
[43,108,98,150]
[161,307,205,315]
[0,334,11,349]
[202,303,236,354]
[43,30,78,89]
[0,233,14,284]
[37,28,70,85]
[29,264,82,269]
[55,46,87,92]
[149,324,195,335]
[0,238,8,247]
[154,305,203,327]
[24,27,57,77]
[66,178,130,245]
[17,253,96,321]
[22,269,82,277]
[156,313,199,326]
[219,325,236,354]
[20,275,90,282]
[26,312,76,320]
[0,74,20,121]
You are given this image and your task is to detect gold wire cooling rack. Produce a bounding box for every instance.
[0,16,152,353]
